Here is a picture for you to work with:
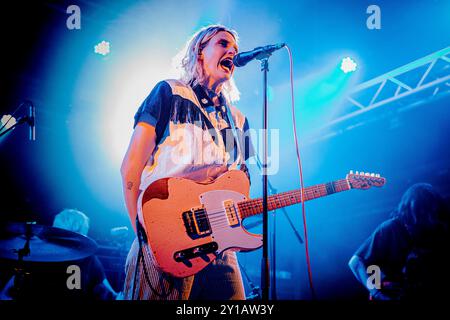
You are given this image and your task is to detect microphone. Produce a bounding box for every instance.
[27,101,35,141]
[233,43,286,67]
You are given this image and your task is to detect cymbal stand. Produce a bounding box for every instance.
[11,222,35,299]
[238,261,261,300]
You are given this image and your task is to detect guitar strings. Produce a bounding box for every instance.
[179,178,377,233]
[188,180,352,226]
[171,177,379,234]
[197,179,351,221]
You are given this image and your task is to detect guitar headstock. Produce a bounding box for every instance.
[346,170,386,190]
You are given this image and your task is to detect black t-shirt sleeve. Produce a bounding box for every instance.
[133,80,173,130]
[355,218,408,267]
[356,223,388,266]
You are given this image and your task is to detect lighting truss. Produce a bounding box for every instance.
[324,46,450,130]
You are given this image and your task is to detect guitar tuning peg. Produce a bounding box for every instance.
[376,174,380,177]
[350,170,353,174]
[370,173,375,177]
[361,171,365,176]
[356,171,359,175]
[365,173,370,176]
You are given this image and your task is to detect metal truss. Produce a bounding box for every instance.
[323,46,450,129]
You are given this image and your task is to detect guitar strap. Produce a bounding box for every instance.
[134,216,174,299]
[224,103,244,169]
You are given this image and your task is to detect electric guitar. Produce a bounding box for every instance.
[140,170,386,278]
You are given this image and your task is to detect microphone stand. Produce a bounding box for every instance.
[271,202,277,300]
[12,222,35,299]
[0,100,35,140]
[0,116,30,138]
[242,43,285,300]
[238,261,261,300]
[260,57,270,300]
[254,155,304,300]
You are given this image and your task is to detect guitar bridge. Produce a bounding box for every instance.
[174,242,218,262]
[182,206,212,239]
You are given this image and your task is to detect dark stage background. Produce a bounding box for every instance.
[1,0,449,299]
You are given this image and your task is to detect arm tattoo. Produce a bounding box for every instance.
[127,181,133,190]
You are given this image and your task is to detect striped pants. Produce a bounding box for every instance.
[121,238,246,300]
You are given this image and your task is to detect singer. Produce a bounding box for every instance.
[120,25,254,300]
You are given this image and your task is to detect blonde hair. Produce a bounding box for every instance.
[53,208,90,236]
[173,24,240,103]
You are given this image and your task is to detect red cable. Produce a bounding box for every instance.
[285,45,317,299]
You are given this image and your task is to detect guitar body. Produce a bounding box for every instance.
[141,170,262,278]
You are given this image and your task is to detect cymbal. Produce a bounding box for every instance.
[0,222,98,262]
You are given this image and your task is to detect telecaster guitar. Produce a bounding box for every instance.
[140,170,386,278]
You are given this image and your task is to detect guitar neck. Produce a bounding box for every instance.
[238,179,351,219]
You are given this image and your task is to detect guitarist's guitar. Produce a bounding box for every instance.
[140,170,386,278]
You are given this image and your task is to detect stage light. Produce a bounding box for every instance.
[1,115,16,130]
[94,41,110,56]
[0,115,17,141]
[340,57,357,73]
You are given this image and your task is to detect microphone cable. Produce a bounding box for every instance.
[285,45,317,300]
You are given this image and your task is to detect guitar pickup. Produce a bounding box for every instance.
[182,206,212,239]
[173,242,218,262]
[224,200,240,227]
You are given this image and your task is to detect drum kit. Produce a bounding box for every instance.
[0,221,98,299]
